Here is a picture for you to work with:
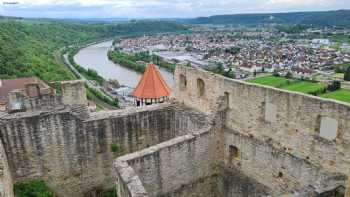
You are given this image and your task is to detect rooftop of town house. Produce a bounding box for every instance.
[0,77,48,102]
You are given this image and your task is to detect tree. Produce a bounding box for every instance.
[285,72,293,79]
[344,67,350,81]
[327,80,341,92]
[273,70,280,77]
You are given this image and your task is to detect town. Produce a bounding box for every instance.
[119,26,350,81]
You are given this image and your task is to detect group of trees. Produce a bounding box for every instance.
[66,47,105,85]
[334,63,350,81]
[108,50,176,73]
[190,10,350,27]
[0,18,187,83]
[86,86,119,108]
[207,64,235,78]
[108,50,146,73]
[327,81,342,92]
[344,67,350,81]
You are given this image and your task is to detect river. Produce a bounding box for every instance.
[74,40,174,88]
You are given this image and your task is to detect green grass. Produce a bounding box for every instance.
[14,179,55,197]
[321,89,350,103]
[250,75,350,104]
[281,81,326,94]
[249,75,326,95]
[249,76,295,88]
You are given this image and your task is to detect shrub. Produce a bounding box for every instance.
[14,179,55,197]
[285,72,293,79]
[111,143,122,153]
[344,67,350,81]
[272,70,280,77]
[102,188,117,197]
[327,80,341,92]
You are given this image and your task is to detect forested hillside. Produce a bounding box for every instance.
[0,19,187,82]
[189,10,350,27]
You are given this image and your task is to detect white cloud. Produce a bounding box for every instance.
[1,0,349,18]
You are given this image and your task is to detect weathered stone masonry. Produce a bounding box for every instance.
[0,102,208,196]
[1,65,350,196]
[0,135,13,197]
[115,65,350,197]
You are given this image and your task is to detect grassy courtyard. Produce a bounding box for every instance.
[321,89,350,103]
[249,76,326,95]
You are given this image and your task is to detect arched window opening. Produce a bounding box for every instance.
[229,145,239,160]
[197,78,205,97]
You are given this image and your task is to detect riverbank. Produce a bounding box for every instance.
[107,49,176,74]
[74,40,174,88]
[55,38,120,110]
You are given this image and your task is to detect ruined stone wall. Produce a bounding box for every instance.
[0,103,207,197]
[61,80,87,106]
[114,97,228,197]
[115,127,218,197]
[7,80,87,113]
[0,138,14,197]
[175,65,350,175]
[221,128,346,196]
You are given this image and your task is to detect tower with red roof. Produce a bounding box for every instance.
[132,63,171,106]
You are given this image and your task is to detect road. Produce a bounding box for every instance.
[63,54,116,103]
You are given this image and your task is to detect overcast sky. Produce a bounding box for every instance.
[0,0,349,18]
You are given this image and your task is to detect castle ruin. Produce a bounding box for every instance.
[0,66,350,196]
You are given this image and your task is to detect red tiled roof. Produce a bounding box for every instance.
[132,63,171,99]
[0,77,45,102]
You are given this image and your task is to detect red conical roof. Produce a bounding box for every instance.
[132,63,171,99]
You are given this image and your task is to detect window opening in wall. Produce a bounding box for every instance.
[179,74,187,91]
[319,117,338,140]
[197,78,205,97]
[224,92,230,109]
[278,172,283,178]
[229,145,239,160]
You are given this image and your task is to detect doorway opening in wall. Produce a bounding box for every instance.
[229,145,239,160]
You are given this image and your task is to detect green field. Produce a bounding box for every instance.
[249,76,295,87]
[249,76,326,95]
[321,89,350,103]
[249,75,350,104]
[281,81,326,94]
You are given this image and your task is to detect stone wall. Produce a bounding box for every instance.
[0,103,207,197]
[61,80,87,107]
[175,65,350,176]
[114,95,227,197]
[0,138,14,197]
[115,127,217,197]
[221,128,346,196]
[7,80,87,113]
